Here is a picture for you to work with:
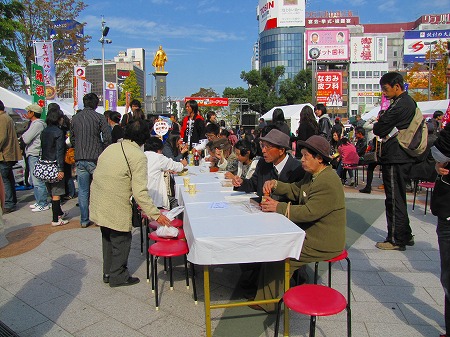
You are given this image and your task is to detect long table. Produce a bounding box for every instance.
[174,166,305,336]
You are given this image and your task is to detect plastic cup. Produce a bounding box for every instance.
[183,177,190,187]
[188,183,196,195]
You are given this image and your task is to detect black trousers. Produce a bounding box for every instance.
[101,226,132,285]
[382,163,413,245]
[437,217,450,335]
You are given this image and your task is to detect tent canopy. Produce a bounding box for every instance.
[362,99,449,121]
[260,103,315,133]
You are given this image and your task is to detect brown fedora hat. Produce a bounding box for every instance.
[297,135,332,162]
[259,129,290,149]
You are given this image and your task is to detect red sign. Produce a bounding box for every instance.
[184,97,229,107]
[316,72,343,107]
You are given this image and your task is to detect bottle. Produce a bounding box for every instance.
[188,150,194,166]
[194,150,199,166]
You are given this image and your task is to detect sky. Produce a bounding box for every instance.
[79,0,449,98]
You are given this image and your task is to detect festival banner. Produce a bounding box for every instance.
[30,63,47,119]
[74,78,92,110]
[33,41,57,100]
[316,72,343,106]
[104,82,117,111]
[184,97,229,107]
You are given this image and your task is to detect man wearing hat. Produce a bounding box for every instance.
[232,128,304,199]
[21,104,50,212]
[250,135,346,312]
[0,100,22,213]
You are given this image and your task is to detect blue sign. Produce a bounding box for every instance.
[48,20,84,58]
[403,29,450,64]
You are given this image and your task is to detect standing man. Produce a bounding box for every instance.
[121,99,142,127]
[315,103,332,141]
[373,72,416,251]
[71,93,112,228]
[0,100,22,214]
[20,104,49,212]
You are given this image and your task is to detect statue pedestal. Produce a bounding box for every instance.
[153,71,168,114]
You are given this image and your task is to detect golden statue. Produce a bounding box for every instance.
[152,45,167,72]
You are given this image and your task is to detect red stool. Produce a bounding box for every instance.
[412,180,435,215]
[148,240,197,310]
[149,228,185,242]
[274,284,349,337]
[148,218,183,230]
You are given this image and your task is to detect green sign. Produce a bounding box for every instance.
[31,63,47,119]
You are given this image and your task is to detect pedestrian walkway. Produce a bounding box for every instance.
[0,185,445,337]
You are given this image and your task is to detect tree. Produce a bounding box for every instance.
[0,1,24,90]
[190,87,218,97]
[9,0,89,94]
[118,71,142,106]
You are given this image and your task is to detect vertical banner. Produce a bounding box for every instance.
[31,63,47,119]
[316,72,343,106]
[33,41,56,100]
[75,78,92,110]
[73,66,87,112]
[126,91,131,106]
[104,82,117,111]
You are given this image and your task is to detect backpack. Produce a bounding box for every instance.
[397,106,428,157]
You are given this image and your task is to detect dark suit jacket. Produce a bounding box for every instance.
[234,154,304,199]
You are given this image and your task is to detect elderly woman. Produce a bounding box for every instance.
[250,135,346,312]
[90,119,171,287]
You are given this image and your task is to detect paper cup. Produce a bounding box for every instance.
[183,177,190,187]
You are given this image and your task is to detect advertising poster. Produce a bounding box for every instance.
[258,0,305,33]
[306,29,349,61]
[31,63,47,118]
[316,72,342,106]
[104,82,117,111]
[33,41,57,100]
[350,36,387,62]
[403,29,450,63]
[184,97,229,107]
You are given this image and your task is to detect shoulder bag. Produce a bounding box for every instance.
[33,158,61,183]
[362,140,378,164]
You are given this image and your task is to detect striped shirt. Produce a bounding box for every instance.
[70,108,112,162]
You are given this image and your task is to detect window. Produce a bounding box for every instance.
[359,71,365,78]
[374,71,380,77]
[358,97,365,104]
[351,71,358,78]
[351,97,357,104]
[393,61,398,67]
[366,84,373,90]
[366,71,372,78]
[366,97,373,104]
[393,51,397,57]
[351,84,358,91]
[351,109,358,115]
[359,84,365,91]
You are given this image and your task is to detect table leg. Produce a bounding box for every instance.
[284,259,290,337]
[204,265,212,337]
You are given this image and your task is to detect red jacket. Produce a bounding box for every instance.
[180,114,205,145]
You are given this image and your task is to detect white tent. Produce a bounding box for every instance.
[0,86,76,116]
[260,103,315,133]
[362,99,450,121]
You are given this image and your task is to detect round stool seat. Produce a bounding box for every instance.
[149,240,189,258]
[418,182,435,189]
[149,218,183,230]
[326,249,348,263]
[149,228,185,241]
[284,284,347,317]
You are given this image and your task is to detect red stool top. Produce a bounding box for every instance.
[418,182,435,189]
[149,218,183,230]
[149,228,185,241]
[284,284,347,316]
[326,249,348,263]
[149,240,189,257]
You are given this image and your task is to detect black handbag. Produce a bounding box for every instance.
[431,174,450,219]
[362,140,378,164]
[33,159,60,183]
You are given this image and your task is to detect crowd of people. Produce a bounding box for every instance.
[1,71,449,336]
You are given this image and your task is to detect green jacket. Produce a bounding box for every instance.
[274,165,346,262]
[90,140,160,232]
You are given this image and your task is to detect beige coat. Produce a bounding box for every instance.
[0,111,22,162]
[90,140,160,232]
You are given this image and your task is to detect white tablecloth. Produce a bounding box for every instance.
[176,170,305,266]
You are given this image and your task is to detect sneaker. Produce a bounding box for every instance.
[59,211,69,220]
[375,241,406,251]
[51,218,69,227]
[32,204,51,212]
[29,203,38,209]
[407,235,415,246]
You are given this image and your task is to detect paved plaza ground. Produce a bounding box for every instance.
[0,174,446,337]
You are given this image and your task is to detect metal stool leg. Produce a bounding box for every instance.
[154,256,159,310]
[274,298,284,337]
[184,255,190,289]
[191,263,198,304]
[346,257,352,337]
[412,180,419,212]
[169,258,174,290]
[310,315,317,337]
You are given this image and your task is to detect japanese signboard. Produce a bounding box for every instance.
[33,41,56,100]
[306,29,349,61]
[104,82,117,111]
[258,0,306,34]
[403,30,450,63]
[31,63,46,119]
[48,20,84,58]
[350,36,387,62]
[184,97,229,107]
[73,77,92,111]
[316,72,343,106]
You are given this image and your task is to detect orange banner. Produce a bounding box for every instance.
[184,97,229,107]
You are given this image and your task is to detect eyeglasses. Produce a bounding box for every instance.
[259,142,275,150]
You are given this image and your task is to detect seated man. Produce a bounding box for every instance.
[232,128,304,199]
[251,135,346,312]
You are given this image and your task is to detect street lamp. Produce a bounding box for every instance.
[424,40,438,101]
[99,16,112,106]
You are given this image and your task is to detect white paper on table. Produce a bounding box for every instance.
[165,206,185,220]
[209,202,229,209]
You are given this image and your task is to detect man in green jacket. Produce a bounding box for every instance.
[252,135,346,312]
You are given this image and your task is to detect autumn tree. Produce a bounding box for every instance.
[0,1,24,90]
[118,71,142,106]
[9,0,89,94]
[190,87,218,97]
